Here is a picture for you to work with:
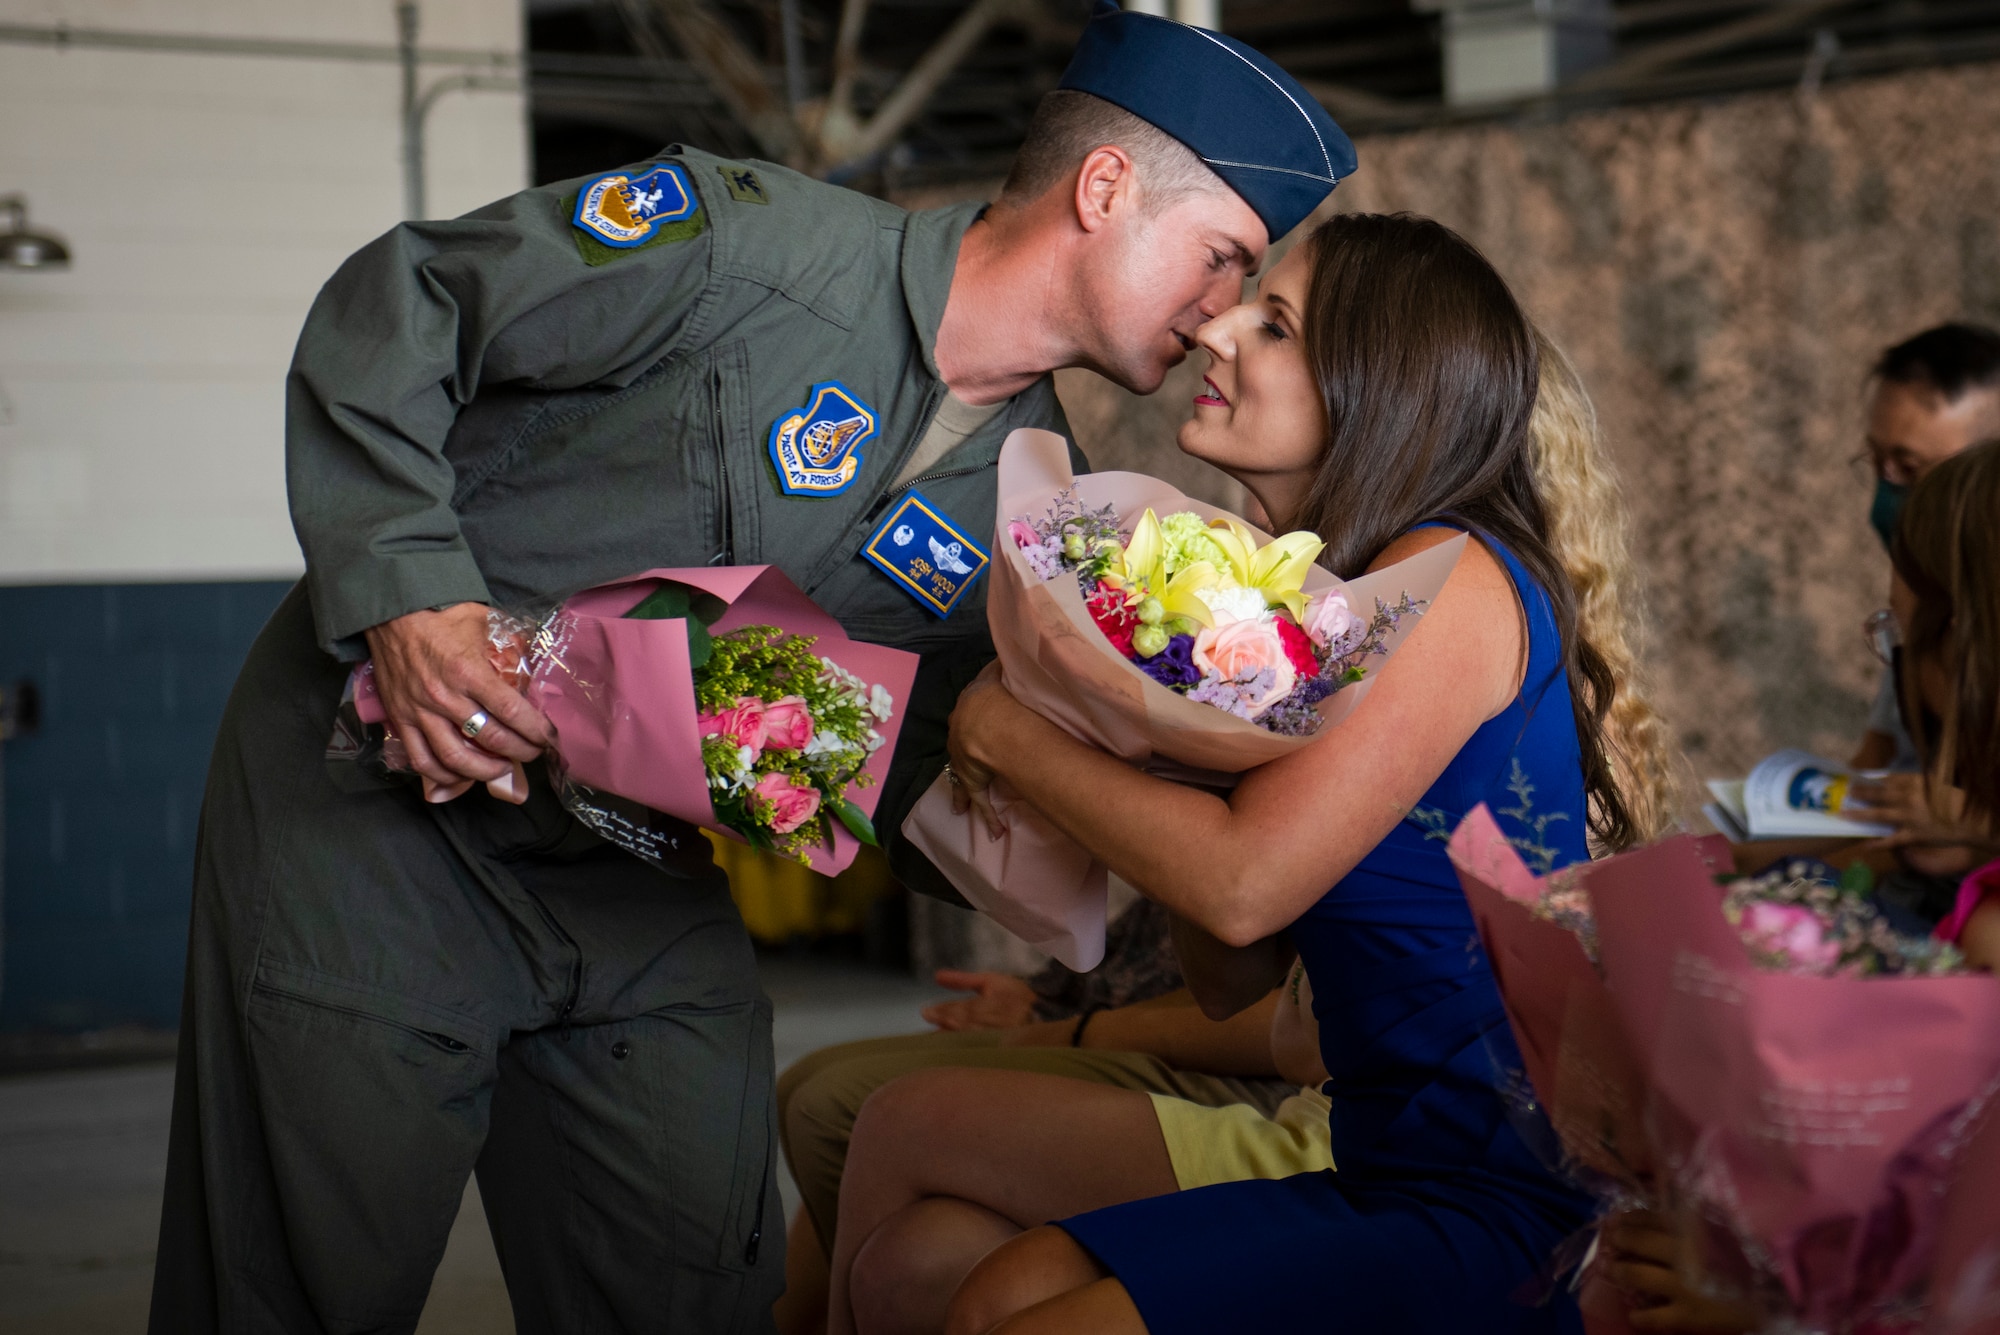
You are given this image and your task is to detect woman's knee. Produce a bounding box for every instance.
[943,1225,1103,1335]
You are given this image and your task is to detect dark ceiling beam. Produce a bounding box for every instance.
[1263,30,1437,71]
[1564,0,1866,89]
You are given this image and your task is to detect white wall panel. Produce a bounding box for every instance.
[0,0,528,581]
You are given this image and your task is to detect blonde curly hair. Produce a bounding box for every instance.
[1530,331,1685,844]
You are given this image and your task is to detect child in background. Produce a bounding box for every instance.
[1893,437,2000,966]
[1603,436,2000,1333]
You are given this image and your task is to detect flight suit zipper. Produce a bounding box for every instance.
[864,462,992,523]
[743,1113,773,1264]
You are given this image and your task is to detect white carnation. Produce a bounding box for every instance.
[1195,582,1267,625]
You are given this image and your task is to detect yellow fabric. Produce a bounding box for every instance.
[706,832,896,943]
[1149,1086,1336,1191]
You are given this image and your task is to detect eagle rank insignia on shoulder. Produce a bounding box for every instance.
[863,491,990,618]
[769,381,877,497]
[573,164,698,248]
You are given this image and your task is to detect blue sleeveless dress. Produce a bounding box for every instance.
[1060,533,1596,1334]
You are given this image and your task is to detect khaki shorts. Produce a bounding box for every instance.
[777,1028,1293,1246]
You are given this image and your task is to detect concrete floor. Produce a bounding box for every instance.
[0,954,949,1334]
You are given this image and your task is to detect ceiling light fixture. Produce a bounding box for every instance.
[0,195,72,271]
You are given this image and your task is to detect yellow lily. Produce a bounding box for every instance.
[1202,518,1325,622]
[1105,509,1225,626]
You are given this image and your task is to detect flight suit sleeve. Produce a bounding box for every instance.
[286,164,714,659]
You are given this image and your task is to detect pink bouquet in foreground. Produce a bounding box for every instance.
[1450,807,2000,1334]
[901,429,1462,968]
[330,566,917,874]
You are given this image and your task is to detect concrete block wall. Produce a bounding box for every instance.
[0,0,528,1030]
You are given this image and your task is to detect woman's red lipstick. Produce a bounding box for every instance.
[1194,376,1230,407]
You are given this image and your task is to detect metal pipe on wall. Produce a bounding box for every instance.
[398,1,423,220]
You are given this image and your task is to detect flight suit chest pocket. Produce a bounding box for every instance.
[452,353,733,589]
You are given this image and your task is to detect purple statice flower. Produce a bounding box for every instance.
[1256,674,1338,736]
[1185,670,1254,720]
[1136,633,1201,688]
[1186,666,1279,721]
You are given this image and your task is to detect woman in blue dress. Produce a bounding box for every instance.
[928,213,1643,1334]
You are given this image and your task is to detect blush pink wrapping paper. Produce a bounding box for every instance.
[354,565,917,876]
[1451,807,1652,1335]
[902,428,1465,969]
[1585,837,2000,1322]
[1928,1100,2000,1335]
[1457,805,2000,1326]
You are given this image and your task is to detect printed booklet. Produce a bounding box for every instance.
[1703,748,1895,840]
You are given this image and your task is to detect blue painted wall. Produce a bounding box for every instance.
[0,580,294,1031]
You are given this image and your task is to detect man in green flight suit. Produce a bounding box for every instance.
[149,7,1353,1329]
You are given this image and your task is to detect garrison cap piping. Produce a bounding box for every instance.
[1187,26,1337,183]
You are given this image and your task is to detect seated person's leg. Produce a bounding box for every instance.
[780,1028,1006,1248]
[945,1227,1143,1335]
[827,1067,1176,1335]
[781,1005,1288,1246]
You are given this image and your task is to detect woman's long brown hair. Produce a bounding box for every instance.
[1892,437,2000,830]
[1289,213,1635,850]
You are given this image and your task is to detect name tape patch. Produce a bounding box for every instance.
[573,164,699,248]
[863,491,990,619]
[770,380,876,497]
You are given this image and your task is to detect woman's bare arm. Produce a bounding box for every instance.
[949,529,1524,945]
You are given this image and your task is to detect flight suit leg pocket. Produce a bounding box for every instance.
[490,996,782,1332]
[653,995,783,1331]
[241,968,493,1328]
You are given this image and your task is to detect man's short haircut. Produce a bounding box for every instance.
[1000,89,1226,213]
[1874,322,2000,401]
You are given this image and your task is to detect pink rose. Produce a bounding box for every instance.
[1008,520,1041,550]
[751,772,822,835]
[1193,614,1296,716]
[1740,902,1843,972]
[1303,588,1360,650]
[761,696,815,751]
[699,696,767,755]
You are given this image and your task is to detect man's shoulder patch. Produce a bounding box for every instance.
[566,163,706,264]
[715,164,770,205]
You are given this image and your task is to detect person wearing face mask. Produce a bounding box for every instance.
[1844,326,2000,905]
[1851,324,2000,771]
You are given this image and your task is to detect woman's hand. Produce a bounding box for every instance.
[945,662,1033,838]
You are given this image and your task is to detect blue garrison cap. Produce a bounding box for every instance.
[1058,0,1356,242]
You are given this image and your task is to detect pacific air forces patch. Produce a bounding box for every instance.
[572,164,699,248]
[769,381,876,497]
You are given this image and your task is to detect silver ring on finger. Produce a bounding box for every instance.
[943,762,962,788]
[461,710,491,741]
